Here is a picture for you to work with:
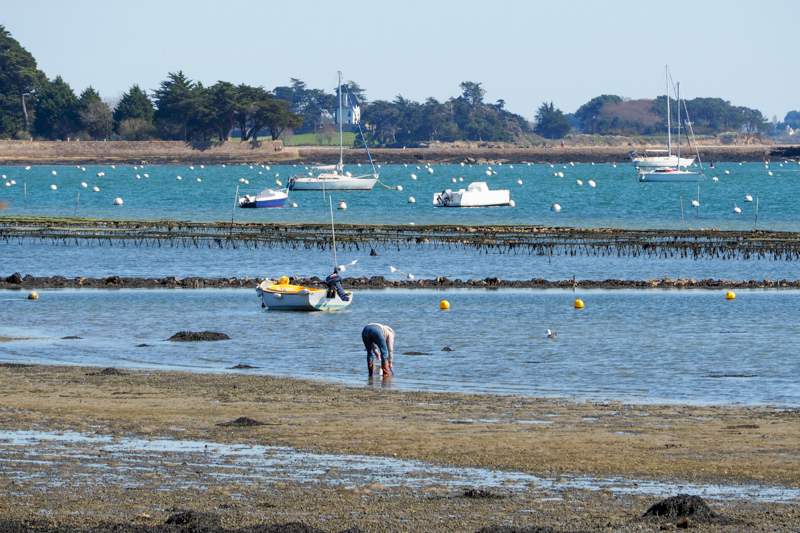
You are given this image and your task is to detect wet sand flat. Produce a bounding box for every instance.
[0,363,798,531]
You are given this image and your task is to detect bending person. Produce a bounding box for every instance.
[361,323,395,377]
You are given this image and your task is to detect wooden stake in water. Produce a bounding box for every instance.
[24,182,27,209]
[680,196,684,230]
[74,192,80,217]
[755,197,759,230]
[231,185,239,224]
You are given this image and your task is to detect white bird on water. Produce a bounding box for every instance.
[576,179,583,186]
[733,204,741,214]
[588,179,596,187]
[691,199,700,208]
[745,194,753,202]
[546,329,557,339]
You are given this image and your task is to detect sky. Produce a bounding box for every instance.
[3,0,798,122]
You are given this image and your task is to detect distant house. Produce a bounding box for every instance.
[334,88,361,132]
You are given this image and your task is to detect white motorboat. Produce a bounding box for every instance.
[288,71,378,191]
[238,187,288,208]
[629,66,695,169]
[433,181,511,207]
[256,278,352,311]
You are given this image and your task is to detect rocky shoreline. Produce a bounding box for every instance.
[2,272,799,292]
[2,140,800,165]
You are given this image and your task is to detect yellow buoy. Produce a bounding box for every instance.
[278,276,290,285]
[574,299,584,309]
[439,300,450,310]
[726,291,735,300]
[28,291,39,300]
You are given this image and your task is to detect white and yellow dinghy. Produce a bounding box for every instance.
[256,277,353,311]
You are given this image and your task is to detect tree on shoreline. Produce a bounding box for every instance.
[534,102,571,139]
[0,25,46,137]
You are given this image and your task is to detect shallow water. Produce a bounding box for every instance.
[0,429,796,502]
[2,162,798,230]
[2,288,798,406]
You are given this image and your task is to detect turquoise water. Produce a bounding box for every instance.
[2,163,799,407]
[2,162,799,230]
[1,288,798,406]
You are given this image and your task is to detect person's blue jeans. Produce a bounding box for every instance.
[362,325,387,363]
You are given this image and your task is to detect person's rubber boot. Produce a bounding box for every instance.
[381,360,390,377]
[367,361,374,377]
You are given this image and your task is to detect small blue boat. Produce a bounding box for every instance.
[238,187,288,208]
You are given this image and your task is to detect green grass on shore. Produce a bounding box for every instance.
[225,132,356,146]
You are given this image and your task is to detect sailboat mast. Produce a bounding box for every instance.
[666,65,671,155]
[337,70,343,172]
[676,82,681,166]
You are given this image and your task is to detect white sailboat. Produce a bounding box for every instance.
[288,71,378,191]
[630,66,695,170]
[639,79,704,183]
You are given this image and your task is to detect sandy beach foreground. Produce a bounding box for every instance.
[0,363,798,532]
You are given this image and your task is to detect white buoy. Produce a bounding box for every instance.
[712,177,719,182]
[588,179,596,187]
[411,173,417,180]
[25,166,31,170]
[144,173,149,178]
[51,170,57,175]
[92,186,100,192]
[177,175,182,180]
[111,165,115,169]
[510,165,514,169]
[570,162,574,166]
[558,172,564,178]
[81,167,85,171]
[576,179,583,186]
[10,180,15,185]
[196,178,201,182]
[136,174,141,179]
[485,170,492,176]
[265,166,270,170]
[725,170,730,175]
[551,203,561,212]
[768,171,773,176]
[428,167,434,174]
[408,196,416,203]
[113,197,123,206]
[338,201,347,210]
[459,177,463,181]
[50,184,57,190]
[4,182,9,187]
[613,164,617,168]
[244,179,249,184]
[509,199,515,207]
[189,166,194,170]
[691,199,700,207]
[451,178,457,182]
[290,202,298,207]
[200,165,204,169]
[733,204,741,213]
[396,185,403,191]
[745,194,753,202]
[81,182,87,187]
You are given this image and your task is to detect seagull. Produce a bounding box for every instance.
[546,329,557,339]
[337,259,358,272]
[389,266,414,280]
[744,194,753,202]
[733,204,741,214]
[691,200,700,208]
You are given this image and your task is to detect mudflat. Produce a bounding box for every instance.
[0,363,798,531]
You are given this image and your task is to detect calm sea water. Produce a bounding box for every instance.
[1,288,798,406]
[2,161,799,230]
[2,163,798,407]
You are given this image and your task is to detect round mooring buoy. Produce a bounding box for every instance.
[28,291,38,300]
[726,291,736,300]
[439,300,450,310]
[574,299,584,309]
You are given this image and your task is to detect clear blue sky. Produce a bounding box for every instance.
[4,0,798,122]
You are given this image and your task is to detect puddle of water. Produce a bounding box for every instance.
[0,430,798,502]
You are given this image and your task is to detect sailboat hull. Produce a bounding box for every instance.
[639,170,703,182]
[256,282,353,311]
[288,173,377,191]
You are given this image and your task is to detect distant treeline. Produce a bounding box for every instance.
[1,25,795,145]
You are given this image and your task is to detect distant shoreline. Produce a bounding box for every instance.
[1,139,798,165]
